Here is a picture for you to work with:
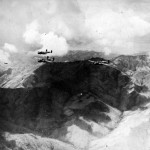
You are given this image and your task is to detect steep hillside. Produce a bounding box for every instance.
[0,57,149,150]
[90,102,150,150]
[112,55,150,72]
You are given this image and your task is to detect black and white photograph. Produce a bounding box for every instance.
[0,0,150,149]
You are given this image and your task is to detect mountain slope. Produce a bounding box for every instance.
[0,56,150,150]
[90,102,150,150]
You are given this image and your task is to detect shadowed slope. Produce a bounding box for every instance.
[0,58,149,149]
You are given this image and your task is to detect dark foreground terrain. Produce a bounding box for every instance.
[0,55,150,150]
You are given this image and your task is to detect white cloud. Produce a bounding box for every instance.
[82,3,150,54]
[23,20,69,56]
[23,20,41,46]
[40,32,68,56]
[1,0,150,56]
[3,43,18,53]
[103,47,111,55]
[0,49,10,63]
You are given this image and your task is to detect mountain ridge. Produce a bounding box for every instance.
[0,54,150,150]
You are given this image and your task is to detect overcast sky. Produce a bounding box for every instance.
[0,0,150,62]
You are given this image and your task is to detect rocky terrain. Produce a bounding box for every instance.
[0,54,150,150]
[112,55,150,83]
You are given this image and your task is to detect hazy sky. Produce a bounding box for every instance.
[0,0,150,62]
